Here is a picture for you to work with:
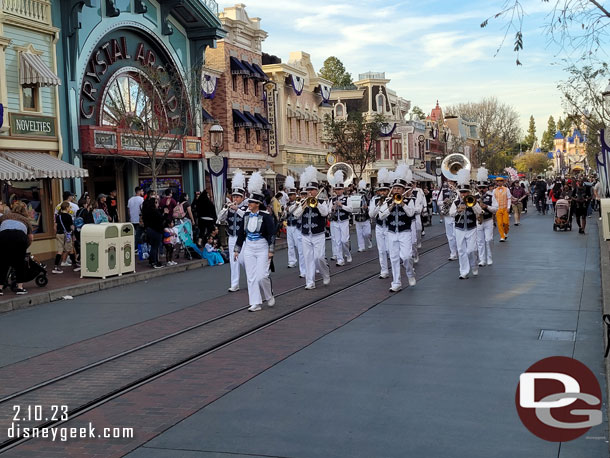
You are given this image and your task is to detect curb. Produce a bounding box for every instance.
[598,220,610,443]
[0,258,209,314]
[0,236,294,314]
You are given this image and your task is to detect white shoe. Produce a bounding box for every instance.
[61,260,72,267]
[330,256,337,261]
[499,238,505,242]
[228,286,239,292]
[478,262,486,267]
[52,268,63,274]
[413,255,419,264]
[73,267,81,272]
[459,275,468,279]
[346,256,352,263]
[389,285,401,292]
[408,277,416,287]
[421,231,425,236]
[487,260,493,266]
[287,264,296,268]
[358,249,364,252]
[323,276,331,285]
[417,243,422,249]
[448,256,457,261]
[248,305,262,312]
[379,272,389,279]
[336,261,345,266]
[472,268,479,276]
[299,274,305,278]
[305,284,316,290]
[267,297,275,307]
[367,241,373,249]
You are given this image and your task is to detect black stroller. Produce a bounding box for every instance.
[4,253,48,292]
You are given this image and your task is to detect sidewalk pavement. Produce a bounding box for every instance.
[0,235,290,314]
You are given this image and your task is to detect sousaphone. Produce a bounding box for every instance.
[327,162,354,187]
[441,153,471,182]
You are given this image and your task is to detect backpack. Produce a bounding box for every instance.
[173,202,186,219]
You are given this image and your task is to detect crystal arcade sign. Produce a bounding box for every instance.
[79,29,183,127]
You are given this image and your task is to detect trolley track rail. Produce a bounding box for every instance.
[0,234,449,453]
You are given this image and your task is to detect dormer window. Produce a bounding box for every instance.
[335,103,345,118]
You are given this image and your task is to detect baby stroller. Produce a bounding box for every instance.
[4,253,48,292]
[553,199,572,231]
[175,219,205,260]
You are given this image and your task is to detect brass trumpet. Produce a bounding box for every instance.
[464,195,477,207]
[301,196,318,208]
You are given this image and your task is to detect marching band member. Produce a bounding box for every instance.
[493,176,512,242]
[449,169,483,279]
[233,172,275,312]
[284,176,305,277]
[217,169,248,292]
[293,165,331,290]
[410,177,426,263]
[379,164,416,292]
[354,179,373,252]
[436,181,458,261]
[369,168,391,278]
[329,170,353,266]
[475,168,497,267]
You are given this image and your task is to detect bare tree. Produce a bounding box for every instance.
[558,61,610,166]
[445,97,522,165]
[482,1,610,63]
[324,112,386,180]
[102,65,198,192]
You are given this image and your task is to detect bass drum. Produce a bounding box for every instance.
[348,195,363,214]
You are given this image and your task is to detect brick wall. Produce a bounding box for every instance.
[204,42,270,171]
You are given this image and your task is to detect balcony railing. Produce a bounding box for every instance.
[1,0,51,25]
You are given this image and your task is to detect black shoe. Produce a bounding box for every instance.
[15,288,28,295]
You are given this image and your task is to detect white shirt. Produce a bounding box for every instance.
[128,195,144,224]
[55,201,79,217]
[280,191,289,207]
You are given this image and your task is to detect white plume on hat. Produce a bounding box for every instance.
[232,169,246,190]
[303,165,318,185]
[247,171,264,195]
[477,167,488,183]
[378,167,390,184]
[358,179,366,190]
[332,170,344,186]
[285,175,295,190]
[457,168,470,187]
[395,163,412,184]
[387,170,396,184]
[299,171,306,189]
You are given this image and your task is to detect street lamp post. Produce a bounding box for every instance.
[435,155,442,188]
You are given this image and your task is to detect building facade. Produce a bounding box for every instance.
[204,4,274,186]
[263,51,332,183]
[329,72,411,184]
[0,0,89,257]
[53,0,225,220]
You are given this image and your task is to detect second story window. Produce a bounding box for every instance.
[376,94,385,113]
[297,120,302,141]
[234,128,239,143]
[256,129,261,144]
[243,77,249,95]
[245,128,250,144]
[232,75,238,92]
[254,82,259,97]
[22,86,39,111]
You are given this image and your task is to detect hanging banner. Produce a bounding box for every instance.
[599,129,610,198]
[208,156,228,217]
[264,81,278,157]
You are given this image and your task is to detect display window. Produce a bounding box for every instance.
[1,179,51,235]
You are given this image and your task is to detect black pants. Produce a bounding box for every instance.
[0,230,28,285]
[146,228,162,265]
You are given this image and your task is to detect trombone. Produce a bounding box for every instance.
[385,187,413,208]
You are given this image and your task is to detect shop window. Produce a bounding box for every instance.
[22,86,39,111]
[394,141,402,159]
[255,129,261,144]
[232,75,238,92]
[243,77,249,95]
[234,128,239,143]
[3,179,49,234]
[245,128,250,144]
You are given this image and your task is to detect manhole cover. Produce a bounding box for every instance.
[538,330,576,341]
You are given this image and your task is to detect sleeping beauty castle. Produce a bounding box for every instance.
[552,127,587,175]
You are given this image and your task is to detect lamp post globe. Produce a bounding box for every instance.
[210,123,224,155]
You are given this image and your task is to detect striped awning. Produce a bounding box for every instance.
[19,52,61,87]
[412,170,436,182]
[0,152,88,179]
[0,155,34,180]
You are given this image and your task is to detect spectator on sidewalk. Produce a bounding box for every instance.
[203,235,225,266]
[142,194,164,269]
[196,190,217,242]
[97,194,110,220]
[128,186,145,244]
[594,178,603,220]
[0,201,34,295]
[163,219,178,266]
[91,200,109,224]
[54,191,79,217]
[510,181,525,226]
[52,201,80,274]
[520,183,528,213]
[107,189,119,222]
[159,189,177,217]
[572,179,592,234]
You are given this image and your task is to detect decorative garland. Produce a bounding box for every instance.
[319,84,331,103]
[289,74,304,96]
[201,74,218,99]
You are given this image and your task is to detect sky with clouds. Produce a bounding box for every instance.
[217,0,595,137]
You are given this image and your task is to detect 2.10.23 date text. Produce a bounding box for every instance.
[13,405,69,422]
